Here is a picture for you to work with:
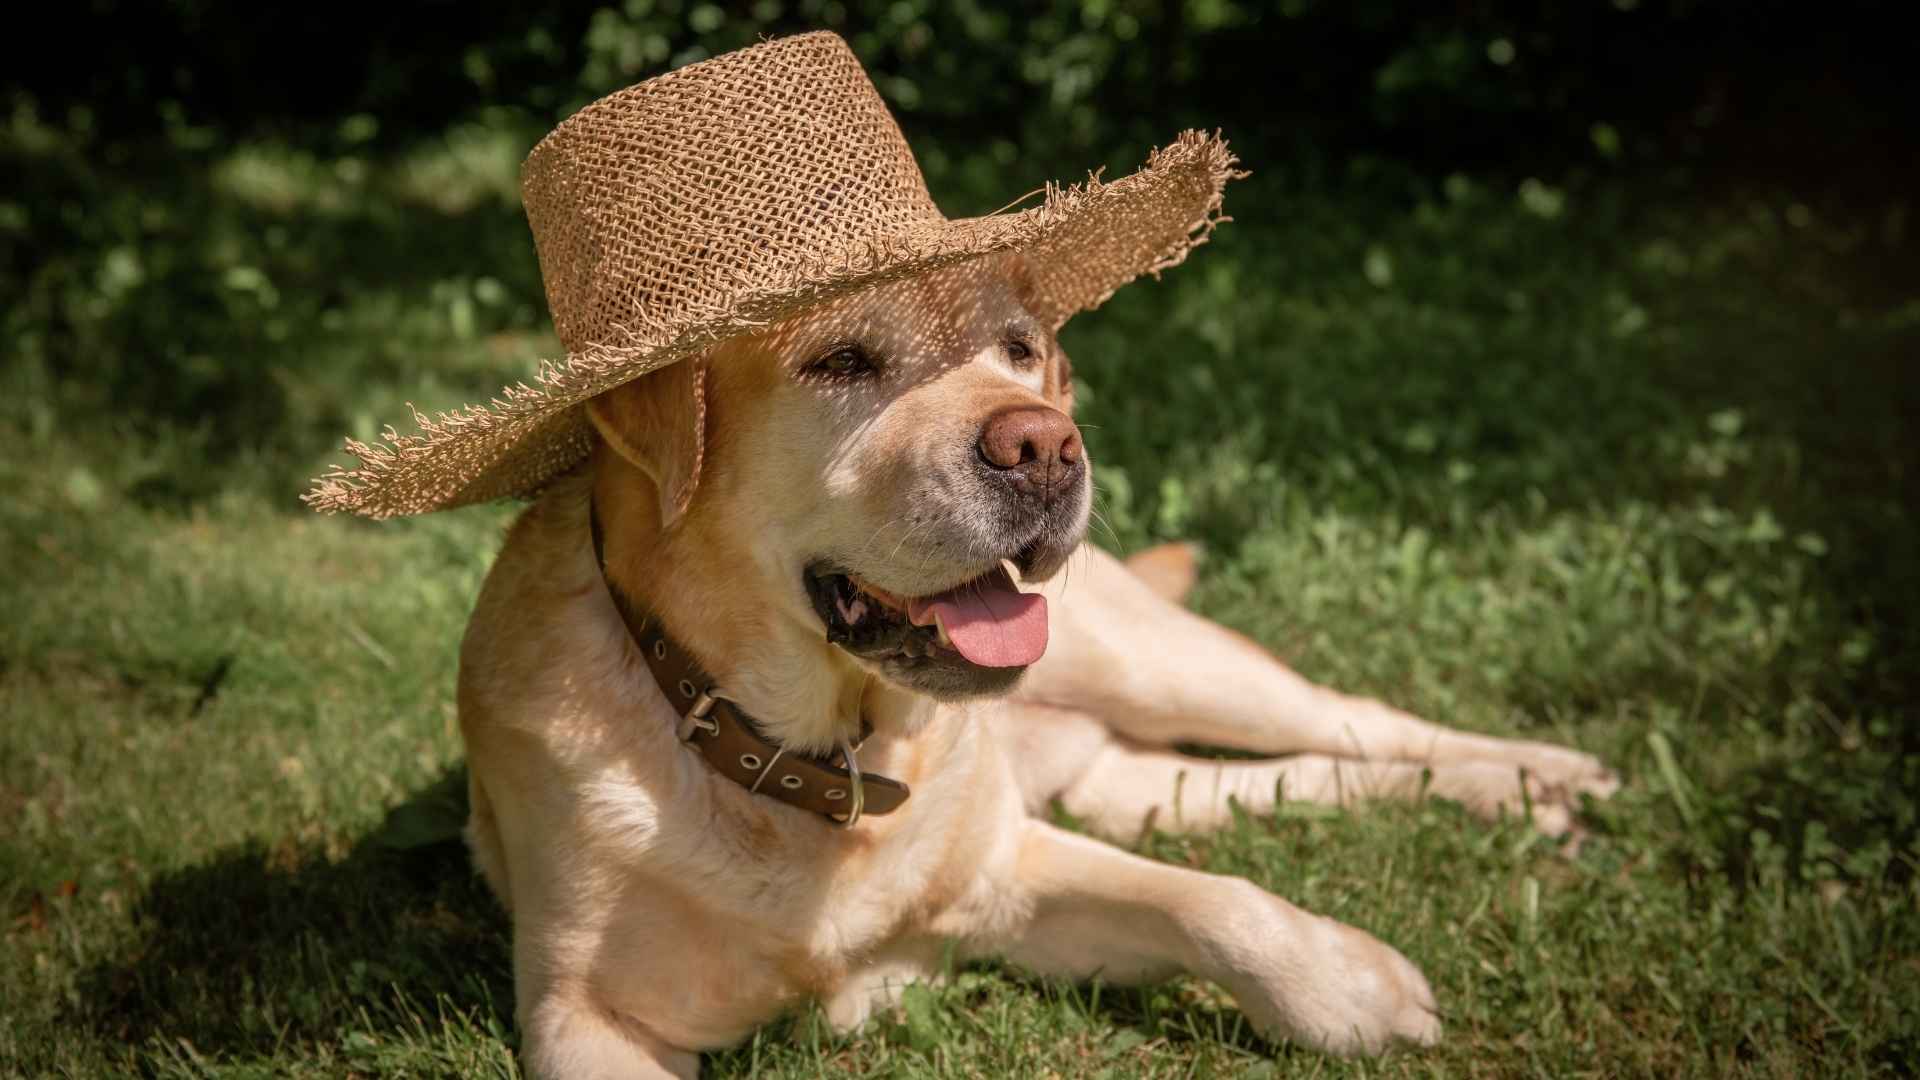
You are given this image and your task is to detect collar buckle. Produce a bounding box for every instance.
[676,688,725,741]
[830,738,866,828]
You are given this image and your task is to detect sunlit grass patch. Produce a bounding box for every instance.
[3,116,1917,1075]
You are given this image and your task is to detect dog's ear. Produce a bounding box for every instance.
[1003,250,1044,318]
[585,358,709,528]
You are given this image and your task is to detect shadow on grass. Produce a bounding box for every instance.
[1713,750,1920,890]
[77,764,1278,1072]
[73,766,516,1061]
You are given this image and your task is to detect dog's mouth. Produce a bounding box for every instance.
[804,563,1048,675]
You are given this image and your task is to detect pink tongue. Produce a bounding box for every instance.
[908,569,1048,668]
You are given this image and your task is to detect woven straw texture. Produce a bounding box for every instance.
[307,31,1241,519]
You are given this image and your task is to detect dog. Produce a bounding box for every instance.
[455,256,1619,1078]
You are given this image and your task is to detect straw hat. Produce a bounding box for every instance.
[306,31,1241,519]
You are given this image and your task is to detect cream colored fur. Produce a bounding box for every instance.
[459,263,1617,1078]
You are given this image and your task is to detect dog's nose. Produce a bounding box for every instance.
[977,405,1083,499]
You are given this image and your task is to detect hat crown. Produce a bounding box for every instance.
[521,32,941,354]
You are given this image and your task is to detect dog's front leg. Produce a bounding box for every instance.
[818,938,949,1033]
[976,821,1440,1056]
[518,975,701,1080]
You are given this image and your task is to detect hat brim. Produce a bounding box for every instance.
[306,130,1241,519]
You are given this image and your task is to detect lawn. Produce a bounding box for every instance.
[4,103,1918,1076]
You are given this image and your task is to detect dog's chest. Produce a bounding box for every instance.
[585,727,1001,1048]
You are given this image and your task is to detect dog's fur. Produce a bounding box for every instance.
[458,259,1617,1077]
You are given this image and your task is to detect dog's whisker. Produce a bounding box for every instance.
[1086,503,1124,552]
[864,514,908,552]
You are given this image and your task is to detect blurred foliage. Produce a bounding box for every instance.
[7,0,1917,187]
[7,1,1915,461]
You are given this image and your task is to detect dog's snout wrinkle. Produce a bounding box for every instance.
[976,405,1084,501]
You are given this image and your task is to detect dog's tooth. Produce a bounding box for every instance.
[836,593,868,625]
[934,615,952,648]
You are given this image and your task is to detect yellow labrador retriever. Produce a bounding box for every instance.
[459,257,1617,1078]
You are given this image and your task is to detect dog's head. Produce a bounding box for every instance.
[588,257,1089,742]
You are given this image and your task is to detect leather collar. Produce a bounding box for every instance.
[588,501,909,825]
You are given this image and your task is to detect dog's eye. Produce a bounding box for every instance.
[1004,339,1036,367]
[809,345,879,379]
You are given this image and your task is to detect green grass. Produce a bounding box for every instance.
[5,109,1919,1076]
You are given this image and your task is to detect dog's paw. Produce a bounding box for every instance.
[1510,744,1620,840]
[821,951,942,1033]
[1426,753,1617,838]
[1284,916,1440,1054]
[1222,892,1440,1056]
[1463,740,1620,831]
[1507,741,1621,802]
